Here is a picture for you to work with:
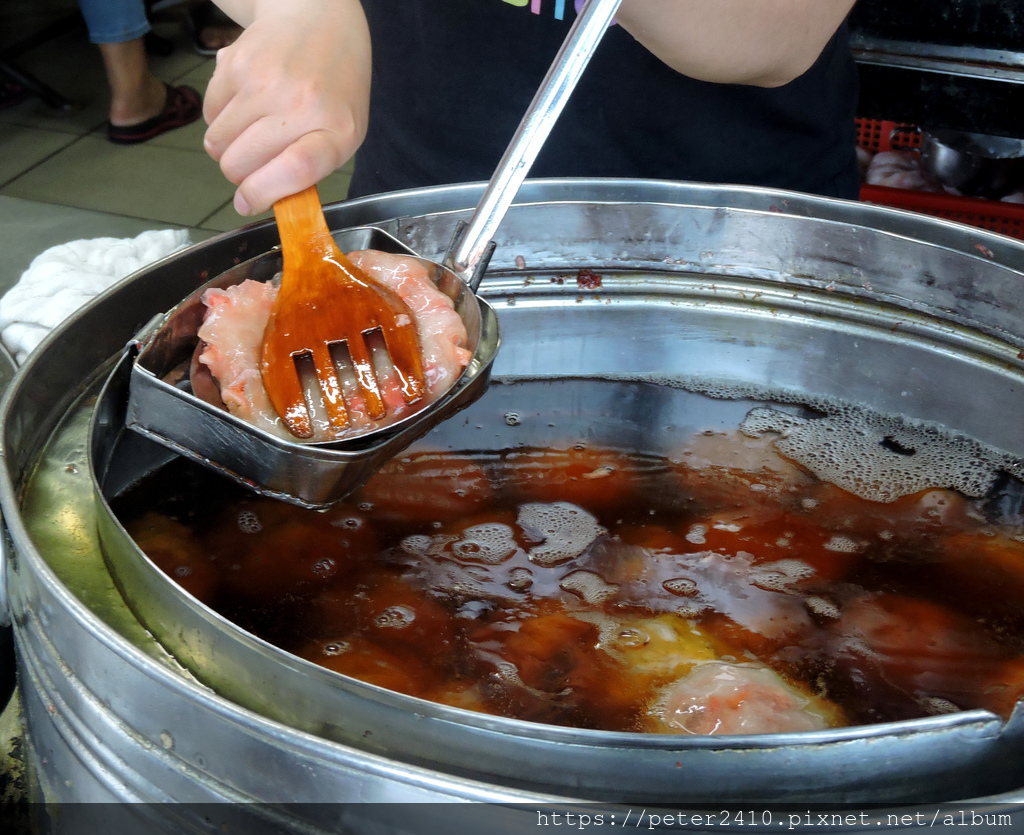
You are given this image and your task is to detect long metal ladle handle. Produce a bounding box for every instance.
[448,0,623,285]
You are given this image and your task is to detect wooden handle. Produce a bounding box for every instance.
[273,185,335,269]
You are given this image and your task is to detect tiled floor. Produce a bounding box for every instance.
[0,10,354,296]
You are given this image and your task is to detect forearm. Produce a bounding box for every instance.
[615,0,857,87]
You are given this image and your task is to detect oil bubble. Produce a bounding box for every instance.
[663,577,698,597]
[805,596,840,619]
[237,510,262,534]
[615,628,650,648]
[559,570,617,604]
[824,536,862,553]
[750,559,815,591]
[452,523,518,564]
[456,600,495,620]
[508,567,534,591]
[519,501,603,566]
[312,558,335,577]
[374,605,415,629]
[401,534,432,554]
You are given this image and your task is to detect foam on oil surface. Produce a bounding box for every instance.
[739,404,1023,503]
[522,373,1024,504]
[518,501,604,567]
[451,523,519,564]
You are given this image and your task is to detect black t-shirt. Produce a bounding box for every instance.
[350,0,860,199]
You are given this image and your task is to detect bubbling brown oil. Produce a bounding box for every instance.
[114,429,1024,734]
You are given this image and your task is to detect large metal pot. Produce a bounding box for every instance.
[0,343,18,710]
[5,179,1024,832]
[920,128,1024,199]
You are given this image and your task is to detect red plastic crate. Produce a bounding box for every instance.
[855,117,1024,240]
[856,118,921,153]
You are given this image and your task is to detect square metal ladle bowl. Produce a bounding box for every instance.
[123,226,501,508]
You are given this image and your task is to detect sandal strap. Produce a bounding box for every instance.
[107,84,202,144]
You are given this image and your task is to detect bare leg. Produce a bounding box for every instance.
[98,38,167,126]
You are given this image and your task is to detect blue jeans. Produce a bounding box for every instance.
[77,0,151,45]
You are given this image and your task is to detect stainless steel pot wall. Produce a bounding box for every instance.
[5,180,1024,831]
[0,342,18,709]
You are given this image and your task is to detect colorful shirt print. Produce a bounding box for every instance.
[500,0,579,20]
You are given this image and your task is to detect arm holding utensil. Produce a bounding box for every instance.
[203,0,371,216]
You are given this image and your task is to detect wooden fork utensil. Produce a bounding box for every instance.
[260,185,426,439]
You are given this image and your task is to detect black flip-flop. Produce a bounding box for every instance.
[107,84,202,145]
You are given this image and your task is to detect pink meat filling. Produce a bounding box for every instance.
[651,662,831,735]
[196,250,472,442]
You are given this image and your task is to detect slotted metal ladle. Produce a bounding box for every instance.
[122,0,623,507]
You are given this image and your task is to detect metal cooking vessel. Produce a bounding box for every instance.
[920,128,1024,199]
[5,180,1024,832]
[0,343,17,709]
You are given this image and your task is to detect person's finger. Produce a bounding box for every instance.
[201,44,243,136]
[205,93,295,182]
[203,80,282,168]
[202,38,288,164]
[214,116,286,188]
[215,96,358,189]
[233,130,350,215]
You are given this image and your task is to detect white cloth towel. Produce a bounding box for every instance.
[0,229,190,365]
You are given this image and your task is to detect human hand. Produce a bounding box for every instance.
[203,0,371,215]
